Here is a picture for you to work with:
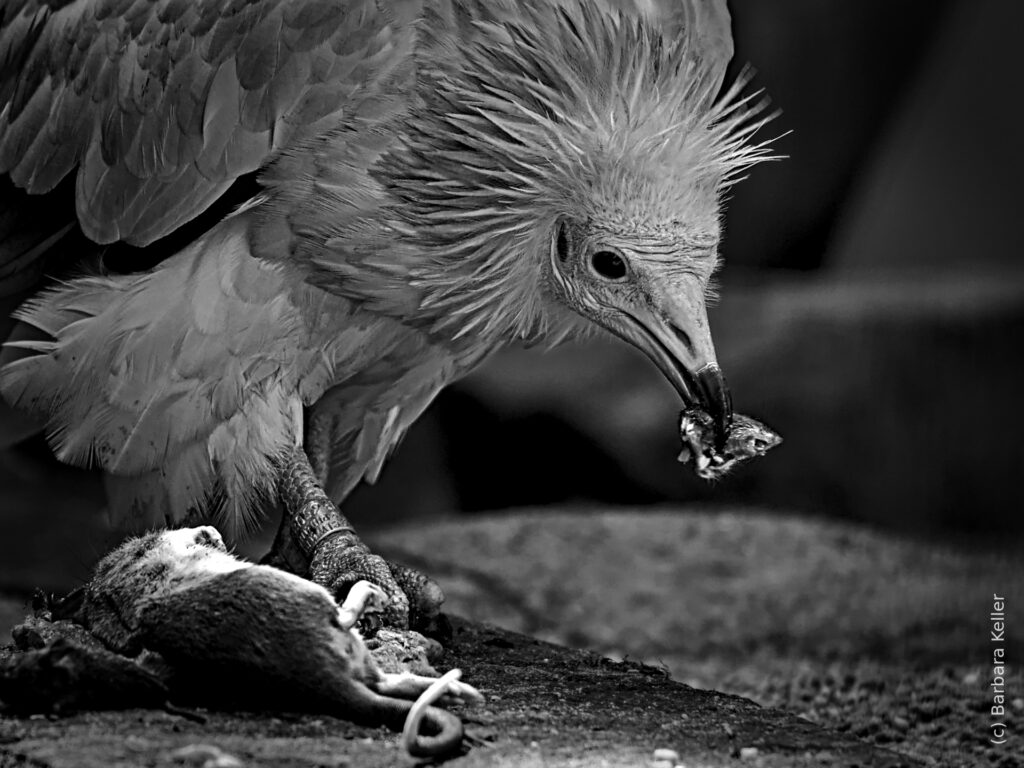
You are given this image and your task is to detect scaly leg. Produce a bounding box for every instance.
[264,413,446,633]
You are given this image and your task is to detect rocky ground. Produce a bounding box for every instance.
[1,508,1021,767]
[0,618,919,768]
[369,509,1024,767]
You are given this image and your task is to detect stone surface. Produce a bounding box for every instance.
[0,617,917,768]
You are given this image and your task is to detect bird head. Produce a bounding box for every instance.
[543,212,733,440]
[380,2,777,444]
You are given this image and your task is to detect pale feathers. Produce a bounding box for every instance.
[0,218,336,534]
[299,1,775,345]
[0,211,478,534]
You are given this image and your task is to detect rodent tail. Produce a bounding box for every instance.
[401,670,467,758]
[345,678,465,758]
[403,704,465,758]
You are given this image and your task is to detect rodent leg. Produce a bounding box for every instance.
[377,672,483,706]
[337,581,388,630]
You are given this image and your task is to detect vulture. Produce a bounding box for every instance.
[0,0,775,629]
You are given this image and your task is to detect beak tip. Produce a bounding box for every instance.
[694,364,733,445]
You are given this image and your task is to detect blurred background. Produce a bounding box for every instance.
[1,0,1022,590]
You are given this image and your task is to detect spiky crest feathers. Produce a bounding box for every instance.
[371,2,777,343]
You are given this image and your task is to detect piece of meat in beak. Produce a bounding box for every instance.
[619,276,734,448]
[611,273,779,478]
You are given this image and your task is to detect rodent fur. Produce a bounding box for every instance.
[78,526,473,757]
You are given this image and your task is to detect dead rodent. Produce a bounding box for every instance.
[76,526,480,757]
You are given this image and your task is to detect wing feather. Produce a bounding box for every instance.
[0,0,422,290]
[1,0,731,287]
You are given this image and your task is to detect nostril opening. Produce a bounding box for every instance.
[669,323,695,357]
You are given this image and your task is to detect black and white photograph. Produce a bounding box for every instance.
[0,1,1020,766]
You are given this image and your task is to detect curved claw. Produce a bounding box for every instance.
[387,562,447,636]
[310,544,410,628]
[308,534,448,634]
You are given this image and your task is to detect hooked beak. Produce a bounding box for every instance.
[618,279,733,445]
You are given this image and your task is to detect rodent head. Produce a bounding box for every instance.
[158,526,228,557]
[85,526,237,653]
[91,526,228,583]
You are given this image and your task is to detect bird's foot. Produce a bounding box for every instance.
[276,443,447,636]
[308,532,446,636]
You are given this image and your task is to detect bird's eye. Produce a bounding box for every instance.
[555,221,570,262]
[590,250,627,281]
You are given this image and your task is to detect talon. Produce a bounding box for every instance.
[387,562,447,637]
[273,446,445,634]
[310,544,410,628]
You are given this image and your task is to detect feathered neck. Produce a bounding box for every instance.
[373,2,775,345]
